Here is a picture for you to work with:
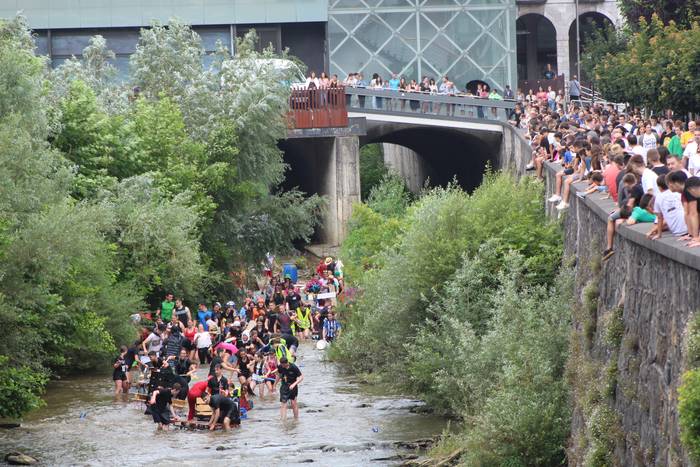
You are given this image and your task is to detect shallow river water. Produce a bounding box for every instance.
[0,342,446,466]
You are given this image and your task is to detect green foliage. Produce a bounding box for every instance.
[618,0,700,29]
[335,172,566,465]
[366,172,411,218]
[687,313,700,368]
[679,368,700,461]
[0,355,47,419]
[584,405,622,466]
[359,143,387,200]
[605,307,625,349]
[591,15,700,114]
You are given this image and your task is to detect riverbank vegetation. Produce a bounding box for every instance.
[0,17,321,418]
[335,172,571,464]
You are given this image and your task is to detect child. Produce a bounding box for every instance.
[576,172,606,199]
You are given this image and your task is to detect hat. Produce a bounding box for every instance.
[233,321,241,327]
[226,301,235,307]
[324,257,333,266]
[214,301,222,308]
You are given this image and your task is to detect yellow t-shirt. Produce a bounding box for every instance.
[682,131,695,147]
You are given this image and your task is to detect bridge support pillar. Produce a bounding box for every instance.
[321,136,360,246]
[381,143,428,194]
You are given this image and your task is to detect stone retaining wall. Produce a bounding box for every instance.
[544,161,700,466]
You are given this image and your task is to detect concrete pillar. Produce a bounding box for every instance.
[323,136,360,246]
[382,143,427,194]
[556,30,571,80]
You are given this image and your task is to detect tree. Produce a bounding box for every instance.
[619,0,700,29]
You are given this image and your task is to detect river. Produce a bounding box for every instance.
[0,342,447,466]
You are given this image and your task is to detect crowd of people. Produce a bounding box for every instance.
[113,256,345,431]
[521,97,700,260]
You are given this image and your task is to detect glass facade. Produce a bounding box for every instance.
[329,0,517,92]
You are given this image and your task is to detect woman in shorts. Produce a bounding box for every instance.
[112,346,129,395]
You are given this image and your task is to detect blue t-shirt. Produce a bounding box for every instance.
[563,150,574,165]
[388,78,400,90]
[198,309,213,330]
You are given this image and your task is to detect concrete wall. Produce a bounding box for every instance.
[381,143,429,194]
[544,162,699,466]
[281,135,360,247]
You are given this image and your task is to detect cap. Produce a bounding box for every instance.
[226,301,235,307]
[233,321,241,327]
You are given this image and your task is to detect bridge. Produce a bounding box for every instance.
[282,87,530,245]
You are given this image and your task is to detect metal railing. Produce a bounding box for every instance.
[344,86,516,122]
[287,87,349,129]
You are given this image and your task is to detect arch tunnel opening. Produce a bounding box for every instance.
[279,125,503,243]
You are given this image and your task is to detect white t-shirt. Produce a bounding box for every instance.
[684,141,698,158]
[641,133,658,162]
[654,190,687,235]
[689,153,700,176]
[641,168,659,195]
[145,332,163,353]
[195,331,212,349]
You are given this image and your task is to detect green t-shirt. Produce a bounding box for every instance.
[667,135,683,157]
[161,300,175,321]
[630,207,656,223]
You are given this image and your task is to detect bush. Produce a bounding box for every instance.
[359,143,387,200]
[679,368,700,461]
[0,356,47,419]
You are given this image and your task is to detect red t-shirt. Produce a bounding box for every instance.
[603,164,621,202]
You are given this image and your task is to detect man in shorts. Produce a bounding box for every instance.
[202,392,239,431]
[278,357,304,420]
[148,382,181,430]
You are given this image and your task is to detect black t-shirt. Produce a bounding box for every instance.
[281,334,299,349]
[277,313,292,334]
[124,347,137,367]
[652,165,670,176]
[286,293,302,310]
[209,356,223,376]
[683,183,700,214]
[267,313,278,332]
[278,364,302,386]
[238,357,252,378]
[209,394,235,413]
[628,184,644,206]
[154,388,173,412]
[273,293,285,306]
[113,356,128,377]
[208,376,229,395]
[174,358,191,376]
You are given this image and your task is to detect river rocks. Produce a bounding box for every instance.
[354,403,371,408]
[0,423,20,429]
[5,452,38,465]
[306,408,323,413]
[394,438,436,450]
[371,453,419,462]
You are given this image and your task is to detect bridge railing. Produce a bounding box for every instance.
[288,87,349,129]
[344,86,516,122]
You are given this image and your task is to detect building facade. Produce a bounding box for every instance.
[516,0,621,82]
[0,0,519,92]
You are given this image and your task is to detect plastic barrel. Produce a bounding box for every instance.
[283,263,298,283]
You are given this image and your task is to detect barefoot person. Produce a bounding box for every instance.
[112,346,129,395]
[201,391,239,431]
[149,382,181,430]
[278,357,303,420]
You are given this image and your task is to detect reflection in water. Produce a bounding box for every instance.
[0,343,446,466]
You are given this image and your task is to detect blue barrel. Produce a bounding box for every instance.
[283,263,298,283]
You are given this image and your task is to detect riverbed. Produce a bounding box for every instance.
[0,342,447,466]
